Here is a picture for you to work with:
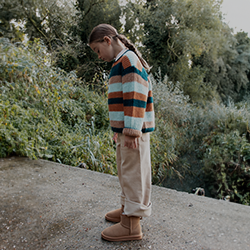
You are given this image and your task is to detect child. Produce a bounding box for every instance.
[88,24,155,242]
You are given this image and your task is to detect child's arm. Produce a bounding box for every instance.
[121,54,149,138]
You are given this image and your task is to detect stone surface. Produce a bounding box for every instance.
[1,157,250,250]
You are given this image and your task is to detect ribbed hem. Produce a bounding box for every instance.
[122,128,142,137]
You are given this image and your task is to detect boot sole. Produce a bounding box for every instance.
[101,232,143,242]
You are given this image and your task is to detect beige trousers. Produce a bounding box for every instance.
[116,133,152,217]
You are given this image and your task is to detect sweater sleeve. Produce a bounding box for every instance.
[121,54,149,137]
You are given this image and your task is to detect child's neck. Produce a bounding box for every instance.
[113,41,127,59]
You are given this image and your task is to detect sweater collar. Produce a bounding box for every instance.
[115,48,128,61]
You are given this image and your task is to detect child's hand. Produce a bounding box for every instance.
[112,133,118,143]
[124,135,138,149]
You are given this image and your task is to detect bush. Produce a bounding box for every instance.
[0,38,116,175]
[201,105,250,205]
[152,76,250,205]
[150,77,191,184]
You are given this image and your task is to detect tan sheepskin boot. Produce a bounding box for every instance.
[105,205,124,223]
[101,214,143,241]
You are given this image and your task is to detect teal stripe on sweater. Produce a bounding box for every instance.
[147,97,153,103]
[123,99,147,108]
[142,127,154,133]
[110,63,122,77]
[110,62,148,81]
[122,66,148,81]
[111,127,123,133]
[108,98,123,105]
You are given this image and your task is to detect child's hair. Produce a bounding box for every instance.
[88,23,150,71]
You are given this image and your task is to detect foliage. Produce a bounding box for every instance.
[150,76,200,185]
[2,0,250,103]
[0,0,122,85]
[71,0,122,82]
[194,30,250,103]
[0,38,116,175]
[151,74,250,204]
[0,0,26,40]
[0,0,76,48]
[134,0,224,102]
[200,104,250,205]
[123,0,250,103]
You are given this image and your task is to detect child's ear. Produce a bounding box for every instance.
[103,36,112,45]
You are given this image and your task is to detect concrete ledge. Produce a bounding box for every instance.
[1,157,250,250]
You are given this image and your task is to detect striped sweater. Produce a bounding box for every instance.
[108,50,155,137]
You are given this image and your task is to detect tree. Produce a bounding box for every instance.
[193,29,250,102]
[71,0,122,82]
[0,0,27,40]
[0,0,76,49]
[137,0,225,102]
[0,0,122,83]
[232,31,250,100]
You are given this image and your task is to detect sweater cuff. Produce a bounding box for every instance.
[122,128,142,137]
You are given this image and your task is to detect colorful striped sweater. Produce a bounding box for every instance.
[108,50,155,137]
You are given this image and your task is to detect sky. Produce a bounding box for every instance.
[221,0,250,35]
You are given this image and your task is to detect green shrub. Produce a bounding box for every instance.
[200,102,250,204]
[152,76,250,205]
[0,38,116,175]
[202,130,250,205]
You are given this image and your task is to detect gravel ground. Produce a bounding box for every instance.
[1,157,250,250]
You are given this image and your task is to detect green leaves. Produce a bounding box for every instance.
[0,38,116,174]
[136,0,225,102]
[202,128,250,205]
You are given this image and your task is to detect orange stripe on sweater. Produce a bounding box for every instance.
[108,91,123,99]
[109,103,124,112]
[146,103,154,111]
[110,120,124,128]
[109,75,122,84]
[142,121,155,129]
[121,56,132,70]
[123,92,147,102]
[136,60,142,72]
[122,73,148,88]
[124,106,145,118]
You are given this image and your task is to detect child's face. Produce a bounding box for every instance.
[90,37,115,62]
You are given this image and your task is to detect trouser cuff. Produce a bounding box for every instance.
[120,195,152,217]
